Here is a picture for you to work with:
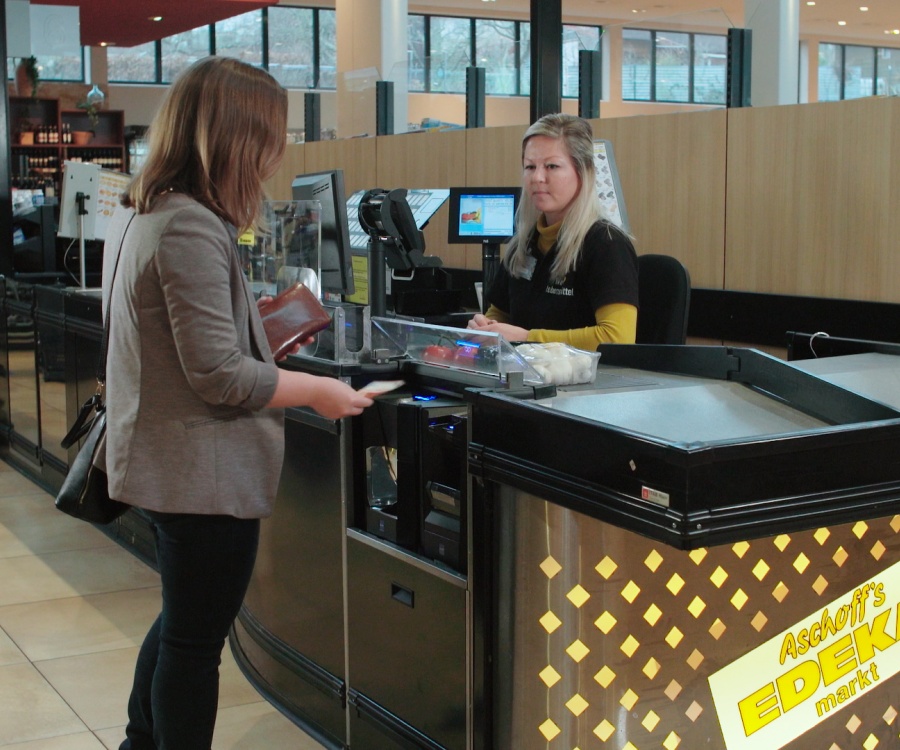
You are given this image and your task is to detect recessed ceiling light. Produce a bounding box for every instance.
[149,16,163,22]
[859,6,868,10]
[99,41,113,46]
[838,20,847,26]
[806,1,815,5]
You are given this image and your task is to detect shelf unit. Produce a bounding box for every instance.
[10,96,126,194]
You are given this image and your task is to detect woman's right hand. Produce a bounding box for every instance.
[268,370,373,416]
[307,377,373,419]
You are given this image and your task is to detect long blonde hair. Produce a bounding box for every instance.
[124,56,287,233]
[504,113,603,282]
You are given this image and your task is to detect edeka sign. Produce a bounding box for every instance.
[709,558,900,750]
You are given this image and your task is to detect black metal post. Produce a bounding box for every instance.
[529,0,562,121]
[578,49,602,119]
[376,80,394,136]
[727,28,753,108]
[304,92,321,142]
[466,66,486,128]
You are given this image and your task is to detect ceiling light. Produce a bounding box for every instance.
[149,16,163,22]
[806,1,815,5]
[838,20,847,26]
[99,41,113,46]
[859,6,868,10]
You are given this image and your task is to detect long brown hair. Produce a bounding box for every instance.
[124,56,287,232]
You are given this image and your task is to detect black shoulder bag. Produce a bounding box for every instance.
[55,214,135,524]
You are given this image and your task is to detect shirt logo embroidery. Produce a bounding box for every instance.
[545,285,574,296]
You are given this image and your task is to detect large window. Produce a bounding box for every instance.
[819,42,900,100]
[7,53,84,84]
[622,28,726,104]
[107,6,336,89]
[408,14,600,98]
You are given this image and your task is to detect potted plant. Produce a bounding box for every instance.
[15,56,40,99]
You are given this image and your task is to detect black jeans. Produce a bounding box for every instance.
[119,511,260,750]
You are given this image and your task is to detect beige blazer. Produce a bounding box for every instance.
[100,193,283,518]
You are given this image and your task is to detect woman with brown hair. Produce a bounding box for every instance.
[102,57,372,749]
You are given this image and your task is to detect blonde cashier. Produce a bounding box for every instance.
[467,113,638,350]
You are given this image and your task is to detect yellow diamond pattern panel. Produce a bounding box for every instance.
[665,627,684,648]
[595,555,617,579]
[593,720,615,742]
[621,635,640,658]
[643,657,661,679]
[687,596,706,618]
[644,603,662,627]
[540,556,562,579]
[567,584,590,608]
[815,527,831,545]
[688,548,707,565]
[621,580,641,603]
[752,559,770,581]
[667,573,685,595]
[566,639,590,662]
[540,610,562,634]
[539,719,561,741]
[523,512,900,750]
[645,549,663,572]
[643,710,661,732]
[540,665,561,688]
[710,566,728,588]
[566,693,589,716]
[595,610,617,634]
[594,665,616,688]
[620,688,638,710]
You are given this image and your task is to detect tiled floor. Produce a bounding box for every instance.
[0,460,328,749]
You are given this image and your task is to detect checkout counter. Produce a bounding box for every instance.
[229,315,900,750]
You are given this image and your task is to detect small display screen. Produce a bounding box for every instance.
[447,186,520,245]
[456,193,515,238]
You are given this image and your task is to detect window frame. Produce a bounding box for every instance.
[621,27,727,105]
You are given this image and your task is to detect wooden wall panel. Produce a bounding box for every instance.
[725,97,900,302]
[303,137,378,197]
[265,143,305,201]
[594,110,727,289]
[375,130,469,267]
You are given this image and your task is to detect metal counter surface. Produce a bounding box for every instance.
[468,346,900,547]
[542,367,827,446]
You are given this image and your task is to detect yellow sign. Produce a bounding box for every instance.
[709,558,900,750]
[345,254,369,305]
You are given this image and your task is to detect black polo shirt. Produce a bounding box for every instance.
[487,221,639,331]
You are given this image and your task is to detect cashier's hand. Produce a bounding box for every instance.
[467,314,529,342]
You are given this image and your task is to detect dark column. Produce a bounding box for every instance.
[466,66,486,128]
[727,28,753,108]
[529,0,562,122]
[304,92,321,142]
[376,80,394,136]
[578,49,602,119]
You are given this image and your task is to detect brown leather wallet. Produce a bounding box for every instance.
[259,282,332,359]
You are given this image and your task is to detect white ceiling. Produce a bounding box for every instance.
[410,1,900,45]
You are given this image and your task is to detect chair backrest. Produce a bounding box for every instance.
[636,254,691,345]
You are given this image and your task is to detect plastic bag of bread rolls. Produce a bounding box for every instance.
[516,342,600,385]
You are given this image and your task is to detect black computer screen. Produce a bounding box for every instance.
[447,187,520,245]
[291,169,355,297]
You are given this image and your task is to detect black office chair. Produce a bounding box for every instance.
[635,254,691,345]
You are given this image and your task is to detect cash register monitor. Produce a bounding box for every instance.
[291,169,355,297]
[447,187,520,307]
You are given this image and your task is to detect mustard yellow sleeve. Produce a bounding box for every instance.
[484,304,511,324]
[526,303,637,351]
